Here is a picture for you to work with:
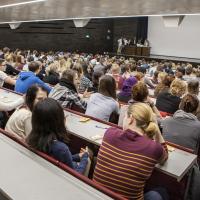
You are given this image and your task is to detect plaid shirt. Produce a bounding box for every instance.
[49,84,87,110]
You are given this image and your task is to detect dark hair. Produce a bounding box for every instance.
[82,63,88,75]
[120,64,130,74]
[3,47,10,54]
[153,71,159,78]
[176,67,185,75]
[162,75,175,87]
[92,71,103,86]
[26,98,69,152]
[28,61,40,72]
[188,80,199,95]
[98,75,116,99]
[61,69,76,83]
[179,94,199,113]
[25,85,48,111]
[185,66,193,75]
[132,81,149,102]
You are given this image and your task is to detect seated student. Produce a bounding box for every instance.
[0,58,16,87]
[175,67,185,80]
[88,71,104,93]
[14,55,24,71]
[118,64,131,90]
[187,80,199,97]
[15,61,51,94]
[36,59,46,81]
[109,63,121,89]
[151,70,159,85]
[183,65,196,82]
[137,67,155,89]
[86,75,119,121]
[5,85,48,140]
[156,79,186,114]
[0,47,10,59]
[93,103,168,200]
[118,81,161,126]
[4,55,20,76]
[43,62,60,86]
[74,63,93,93]
[117,76,137,103]
[162,94,200,153]
[154,74,175,97]
[49,69,87,111]
[187,80,200,121]
[26,98,90,175]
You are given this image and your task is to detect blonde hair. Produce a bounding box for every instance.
[134,72,144,81]
[5,53,14,63]
[59,58,70,73]
[127,103,159,138]
[158,72,167,82]
[111,64,120,74]
[46,62,59,76]
[170,79,186,97]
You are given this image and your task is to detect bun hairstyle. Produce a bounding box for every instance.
[179,94,199,113]
[127,103,159,139]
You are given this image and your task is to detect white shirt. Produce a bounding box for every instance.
[0,71,8,87]
[118,38,123,46]
[85,93,119,121]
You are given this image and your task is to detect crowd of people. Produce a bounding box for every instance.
[0,46,200,200]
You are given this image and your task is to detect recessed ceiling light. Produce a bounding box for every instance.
[0,0,46,9]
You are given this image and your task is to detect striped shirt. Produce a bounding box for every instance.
[93,127,168,200]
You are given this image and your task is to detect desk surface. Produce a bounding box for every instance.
[0,133,113,200]
[64,110,197,182]
[0,88,23,104]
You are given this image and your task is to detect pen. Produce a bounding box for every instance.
[95,125,108,130]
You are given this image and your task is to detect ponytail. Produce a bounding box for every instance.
[143,121,159,139]
[127,103,159,139]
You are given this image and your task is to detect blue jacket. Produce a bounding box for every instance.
[15,71,51,94]
[49,140,88,174]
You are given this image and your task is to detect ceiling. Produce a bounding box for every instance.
[0,0,200,23]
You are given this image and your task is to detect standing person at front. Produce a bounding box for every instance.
[93,103,168,200]
[117,37,124,54]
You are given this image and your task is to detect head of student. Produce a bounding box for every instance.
[98,75,116,99]
[179,94,199,114]
[26,98,69,152]
[158,72,167,83]
[72,63,83,78]
[28,61,41,74]
[61,69,79,88]
[111,63,120,75]
[185,65,193,75]
[170,79,186,97]
[187,80,199,96]
[131,81,149,102]
[92,71,104,86]
[120,76,138,96]
[123,103,159,139]
[25,85,48,111]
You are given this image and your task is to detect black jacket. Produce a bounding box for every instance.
[44,71,60,86]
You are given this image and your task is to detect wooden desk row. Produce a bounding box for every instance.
[0,132,123,200]
[0,87,197,200]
